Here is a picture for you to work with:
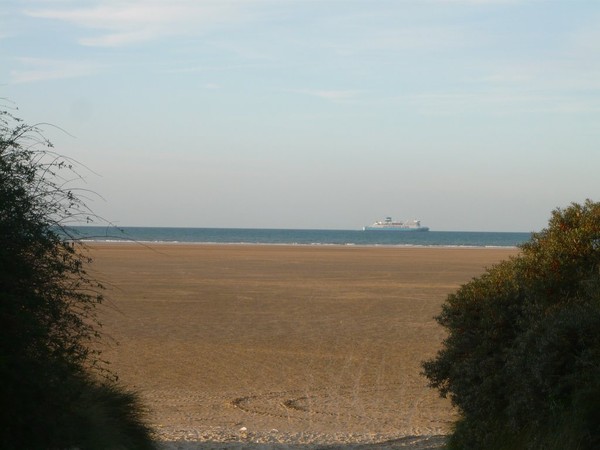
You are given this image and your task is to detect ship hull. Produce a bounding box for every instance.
[363,226,430,231]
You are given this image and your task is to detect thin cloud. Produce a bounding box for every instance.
[10,57,101,83]
[565,18,600,57]
[23,1,256,47]
[368,27,470,51]
[289,89,362,102]
[404,90,600,115]
[79,30,155,47]
[478,57,600,92]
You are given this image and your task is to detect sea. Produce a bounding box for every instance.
[69,226,533,248]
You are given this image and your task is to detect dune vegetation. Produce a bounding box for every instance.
[0,107,155,449]
[423,200,600,449]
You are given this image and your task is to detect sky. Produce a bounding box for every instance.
[2,0,599,232]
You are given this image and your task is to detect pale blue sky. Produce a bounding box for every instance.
[2,1,599,231]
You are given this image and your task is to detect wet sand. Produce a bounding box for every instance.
[88,244,517,449]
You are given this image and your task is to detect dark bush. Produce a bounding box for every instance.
[422,200,600,450]
[0,107,154,449]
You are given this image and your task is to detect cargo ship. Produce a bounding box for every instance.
[363,217,429,231]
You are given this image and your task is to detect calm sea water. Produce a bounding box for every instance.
[69,226,532,248]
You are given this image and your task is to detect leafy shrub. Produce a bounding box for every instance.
[0,107,154,449]
[422,200,600,450]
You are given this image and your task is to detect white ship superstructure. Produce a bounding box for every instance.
[363,217,429,231]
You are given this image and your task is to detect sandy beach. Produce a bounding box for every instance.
[88,244,517,449]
